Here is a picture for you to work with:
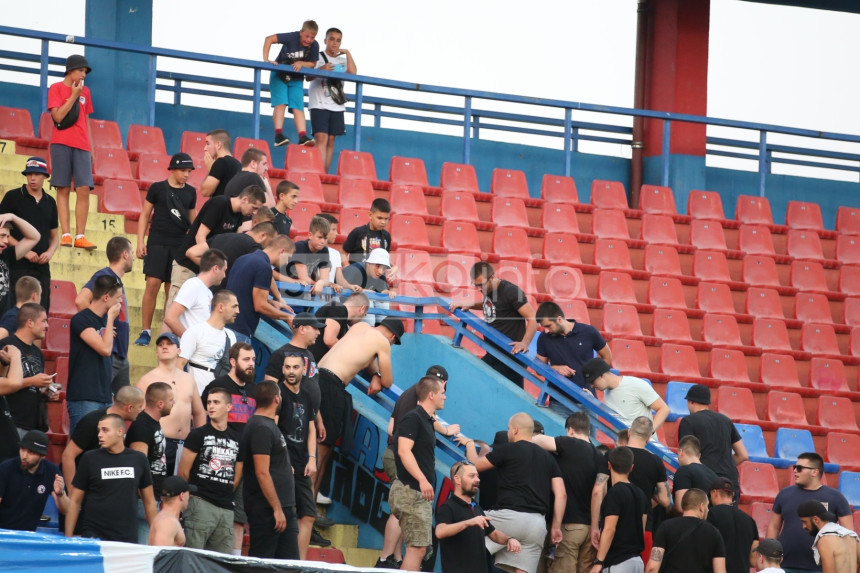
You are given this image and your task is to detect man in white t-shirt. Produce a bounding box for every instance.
[163,249,227,336]
[582,357,670,433]
[178,289,239,394]
[308,27,357,173]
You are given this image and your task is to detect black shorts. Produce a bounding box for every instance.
[310,109,346,136]
[143,243,180,282]
[294,473,316,518]
[319,368,349,446]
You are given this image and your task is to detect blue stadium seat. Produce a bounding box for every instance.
[665,381,693,422]
[735,423,770,459]
[839,472,860,508]
[774,428,815,462]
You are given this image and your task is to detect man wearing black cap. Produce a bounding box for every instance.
[708,476,760,573]
[0,157,58,311]
[48,54,96,250]
[149,475,196,547]
[134,152,198,347]
[677,383,748,501]
[796,500,860,573]
[0,429,69,531]
[753,539,786,573]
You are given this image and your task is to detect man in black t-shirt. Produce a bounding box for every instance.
[134,152,197,347]
[627,417,670,556]
[646,489,727,573]
[592,447,649,573]
[0,344,24,463]
[202,222,277,289]
[287,215,356,294]
[678,384,748,501]
[707,477,759,573]
[179,387,243,554]
[673,435,719,512]
[342,197,392,264]
[0,208,44,315]
[458,413,565,573]
[241,380,299,559]
[449,262,537,388]
[308,294,370,362]
[273,180,299,236]
[224,148,272,202]
[66,413,156,543]
[532,412,609,573]
[201,129,241,198]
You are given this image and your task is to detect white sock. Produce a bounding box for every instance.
[75,234,85,240]
[232,549,241,556]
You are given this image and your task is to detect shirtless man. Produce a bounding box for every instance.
[799,500,860,573]
[149,475,195,547]
[314,317,403,498]
[137,333,205,474]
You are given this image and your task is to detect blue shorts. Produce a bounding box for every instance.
[269,71,305,112]
[310,109,346,136]
[50,143,94,189]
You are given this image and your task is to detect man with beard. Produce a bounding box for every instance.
[179,290,239,395]
[436,459,522,573]
[126,381,174,543]
[797,500,860,573]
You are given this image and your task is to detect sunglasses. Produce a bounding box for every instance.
[450,460,474,479]
[793,464,816,472]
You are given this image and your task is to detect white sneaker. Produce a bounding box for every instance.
[316,492,332,504]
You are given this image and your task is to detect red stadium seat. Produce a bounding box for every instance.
[817,396,859,430]
[545,266,588,300]
[689,219,728,251]
[702,314,744,348]
[640,214,679,246]
[809,357,849,392]
[88,118,123,149]
[609,338,652,373]
[541,174,578,203]
[801,323,841,355]
[390,215,442,253]
[696,281,735,314]
[441,191,481,224]
[389,157,429,186]
[126,124,167,158]
[440,162,479,193]
[648,277,688,310]
[93,147,133,182]
[659,343,701,378]
[491,197,530,229]
[394,249,436,284]
[794,293,833,325]
[498,260,538,297]
[136,152,171,187]
[493,226,532,261]
[786,201,824,232]
[739,462,779,502]
[643,245,683,278]
[848,299,860,327]
[709,349,751,383]
[442,254,478,289]
[286,144,325,175]
[233,137,272,163]
[37,112,54,142]
[337,150,377,180]
[100,179,142,220]
[639,185,677,215]
[179,131,207,163]
[652,309,693,343]
[786,230,825,261]
[851,328,860,357]
[746,288,784,319]
[591,208,630,239]
[590,180,628,210]
[557,298,590,324]
[542,232,583,267]
[839,266,860,297]
[738,224,776,256]
[441,221,482,257]
[751,503,774,539]
[284,172,326,205]
[742,255,782,289]
[837,206,860,236]
[687,190,726,221]
[736,195,774,226]
[716,386,758,422]
[693,250,733,284]
[836,235,860,265]
[593,239,633,271]
[53,356,69,389]
[390,184,430,217]
[288,204,322,237]
[541,203,580,234]
[766,391,807,424]
[337,178,375,210]
[826,433,860,467]
[491,168,530,198]
[790,261,829,294]
[0,106,34,140]
[598,271,638,304]
[50,281,78,319]
[751,318,793,353]
[602,303,643,338]
[45,318,70,355]
[760,353,801,387]
[306,547,346,564]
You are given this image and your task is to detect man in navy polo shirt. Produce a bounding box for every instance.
[0,429,69,531]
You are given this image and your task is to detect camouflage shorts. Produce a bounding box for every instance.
[388,479,432,547]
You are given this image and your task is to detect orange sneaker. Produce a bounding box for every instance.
[60,234,73,247]
[73,236,97,250]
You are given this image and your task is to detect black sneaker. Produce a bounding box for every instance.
[299,134,316,147]
[310,528,331,547]
[375,556,400,568]
[315,514,335,528]
[274,133,290,147]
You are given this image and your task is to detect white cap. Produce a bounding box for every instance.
[366,248,391,268]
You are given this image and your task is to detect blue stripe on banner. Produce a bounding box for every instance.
[0,529,105,572]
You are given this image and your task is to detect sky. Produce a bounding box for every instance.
[2,0,860,178]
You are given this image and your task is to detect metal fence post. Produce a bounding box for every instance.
[353,82,363,151]
[463,96,472,164]
[758,130,768,197]
[39,40,49,114]
[661,119,671,187]
[563,108,572,177]
[147,54,157,126]
[252,68,261,140]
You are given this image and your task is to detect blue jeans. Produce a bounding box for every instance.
[67,400,111,435]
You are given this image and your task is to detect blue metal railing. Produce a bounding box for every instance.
[2,25,860,195]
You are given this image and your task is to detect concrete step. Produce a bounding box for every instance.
[325,523,359,551]
[341,547,381,568]
[0,140,19,156]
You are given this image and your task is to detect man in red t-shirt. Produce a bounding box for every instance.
[47,55,96,251]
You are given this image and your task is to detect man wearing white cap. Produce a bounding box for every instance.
[342,248,395,325]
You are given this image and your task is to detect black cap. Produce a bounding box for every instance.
[379,317,404,345]
[156,332,180,346]
[159,475,197,498]
[582,358,611,385]
[168,152,195,170]
[65,54,91,74]
[753,538,784,560]
[22,157,49,176]
[533,420,545,435]
[709,476,734,494]
[797,499,836,522]
[685,383,711,405]
[293,312,326,329]
[20,430,49,456]
[426,365,448,381]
